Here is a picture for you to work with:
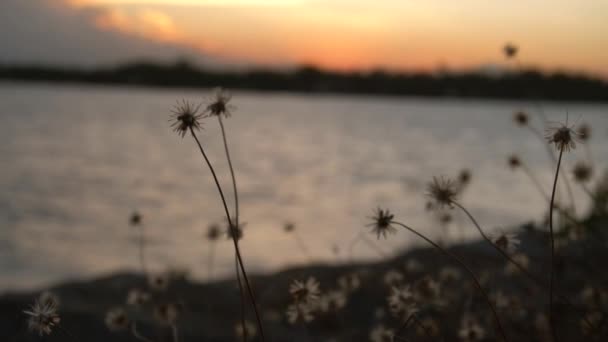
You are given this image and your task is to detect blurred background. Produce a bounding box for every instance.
[1,0,608,291]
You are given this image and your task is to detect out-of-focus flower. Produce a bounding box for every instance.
[205,87,234,118]
[148,272,171,292]
[492,232,520,254]
[427,177,458,208]
[387,285,418,320]
[23,296,61,336]
[508,154,521,170]
[154,302,181,326]
[290,277,321,304]
[572,162,593,183]
[126,288,150,306]
[513,110,529,126]
[206,223,221,241]
[286,303,314,324]
[369,324,395,342]
[383,269,404,287]
[105,307,129,332]
[129,211,142,226]
[503,43,518,59]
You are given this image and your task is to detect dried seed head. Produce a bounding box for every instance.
[24,295,61,336]
[105,307,129,332]
[283,222,295,233]
[503,43,518,59]
[206,223,221,241]
[205,87,233,118]
[170,100,203,138]
[148,272,171,292]
[545,123,581,152]
[492,232,520,254]
[513,111,529,126]
[126,288,150,306]
[129,211,142,226]
[572,162,593,183]
[367,208,397,239]
[458,169,472,187]
[508,155,521,170]
[577,123,591,141]
[427,176,458,208]
[154,302,181,325]
[226,218,245,241]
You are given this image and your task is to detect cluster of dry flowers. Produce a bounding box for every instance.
[20,46,608,341]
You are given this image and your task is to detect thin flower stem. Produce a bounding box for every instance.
[217,116,249,342]
[189,128,265,341]
[392,221,508,342]
[528,125,576,213]
[236,253,248,342]
[131,323,154,342]
[217,116,240,235]
[453,202,594,331]
[548,148,564,342]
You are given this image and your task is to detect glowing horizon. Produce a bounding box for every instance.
[64,0,608,76]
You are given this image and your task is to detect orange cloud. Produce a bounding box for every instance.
[94,9,183,43]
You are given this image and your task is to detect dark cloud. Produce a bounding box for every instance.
[0,0,216,67]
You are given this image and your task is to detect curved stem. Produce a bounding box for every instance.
[218,116,249,341]
[528,125,576,214]
[454,201,595,333]
[235,253,248,342]
[392,221,508,342]
[189,128,265,340]
[548,149,564,342]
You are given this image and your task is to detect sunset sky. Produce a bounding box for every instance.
[3,0,608,76]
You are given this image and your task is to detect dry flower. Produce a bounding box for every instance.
[572,162,593,183]
[427,176,458,208]
[24,296,61,336]
[170,100,203,138]
[545,123,581,152]
[290,277,321,304]
[205,87,233,118]
[105,307,129,332]
[503,43,518,59]
[367,208,397,239]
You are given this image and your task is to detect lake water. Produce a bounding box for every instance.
[1,81,607,292]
